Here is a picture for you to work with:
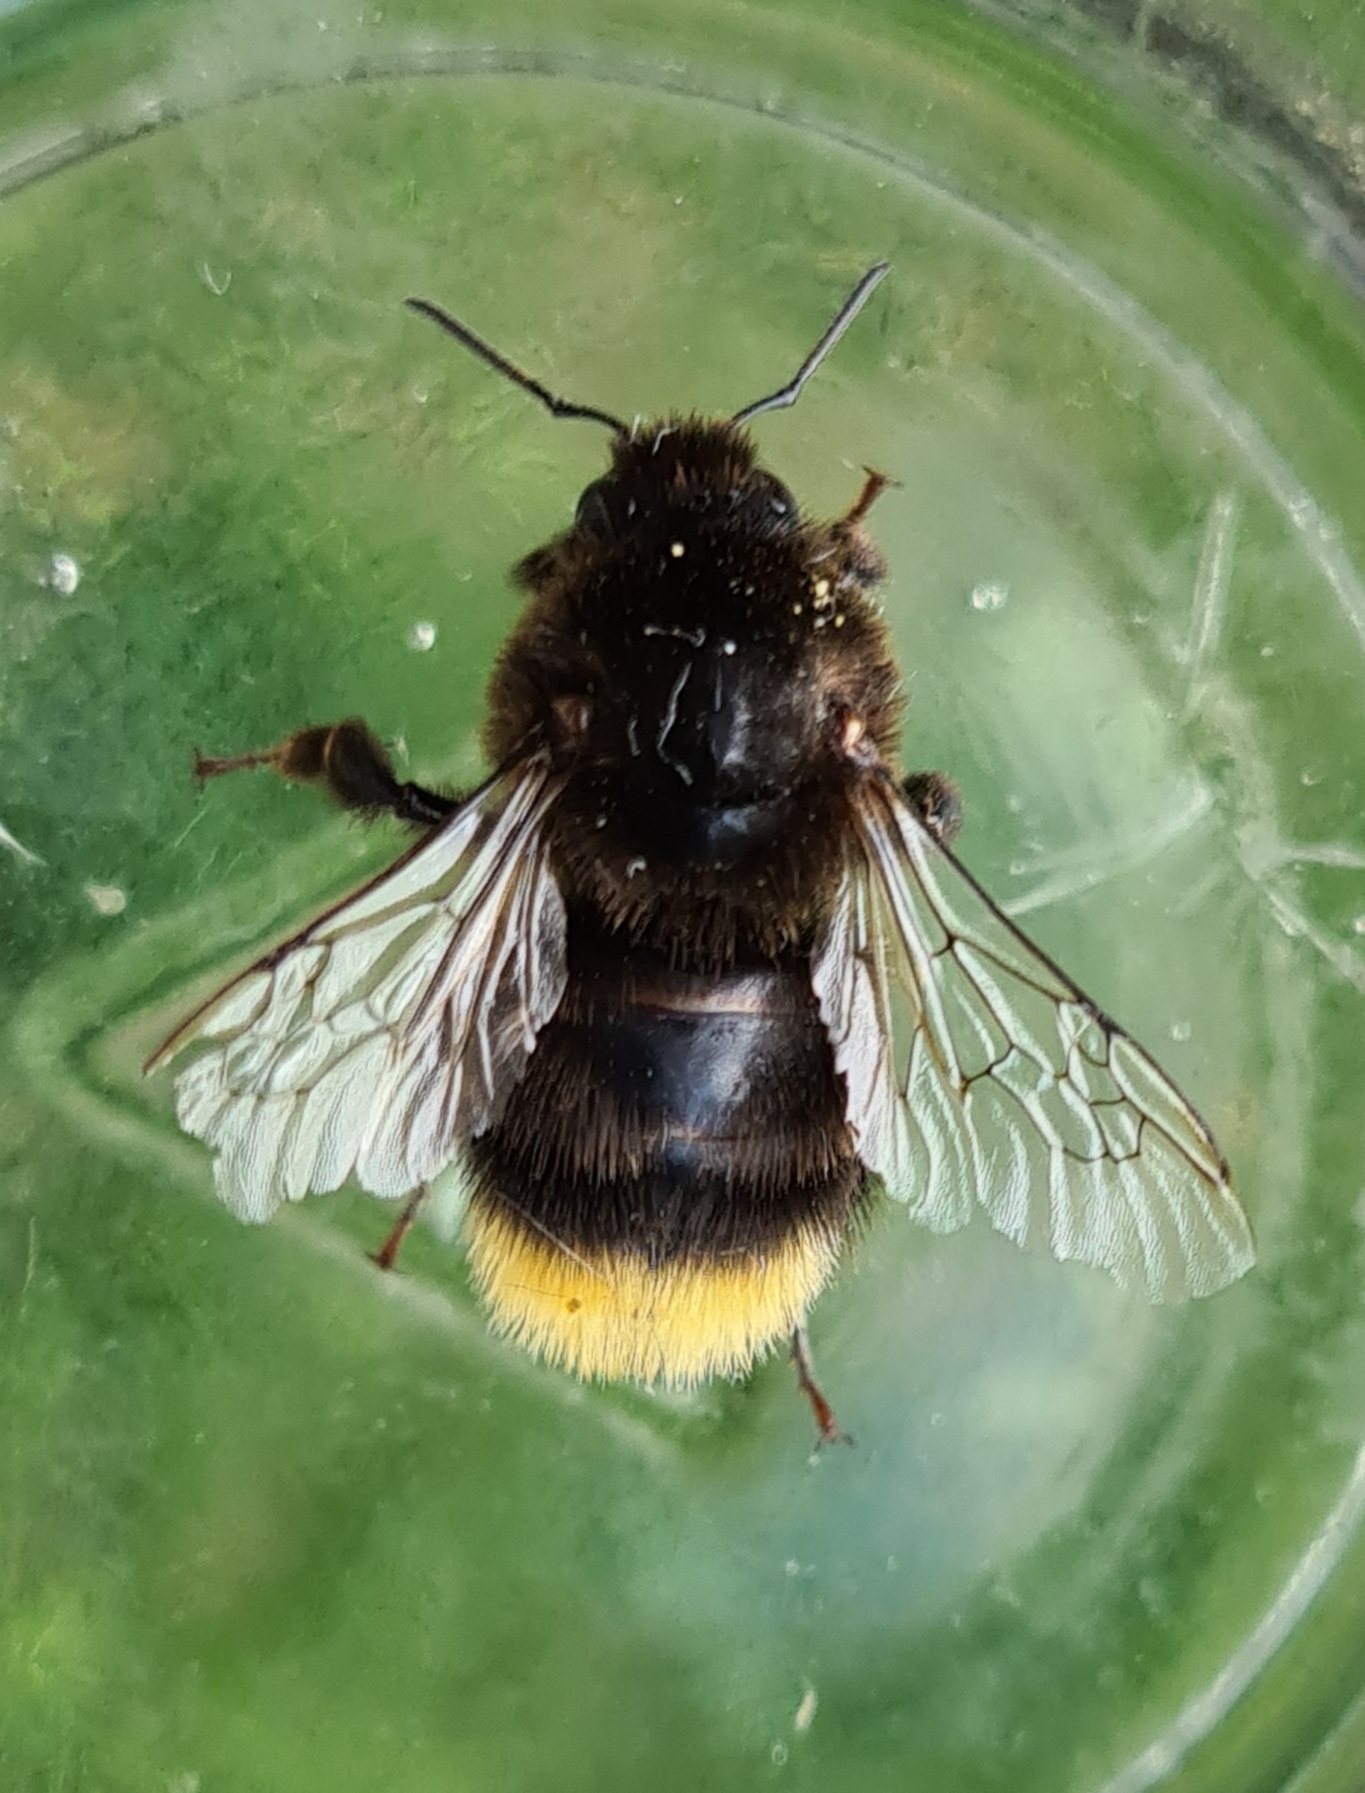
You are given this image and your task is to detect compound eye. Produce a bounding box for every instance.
[745,471,798,529]
[575,478,616,540]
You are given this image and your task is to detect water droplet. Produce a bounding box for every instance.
[770,1743,789,1767]
[85,883,126,916]
[47,552,79,595]
[970,581,1008,612]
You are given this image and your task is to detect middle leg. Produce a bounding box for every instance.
[196,717,458,827]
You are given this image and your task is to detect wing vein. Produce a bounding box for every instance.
[810,771,1254,1303]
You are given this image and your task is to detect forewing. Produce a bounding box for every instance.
[149,757,568,1222]
[812,777,1254,1302]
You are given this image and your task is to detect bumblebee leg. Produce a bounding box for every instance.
[196,718,458,827]
[842,466,892,526]
[902,771,963,846]
[790,1325,853,1448]
[370,1185,428,1272]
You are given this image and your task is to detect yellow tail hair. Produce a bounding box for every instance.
[464,1204,842,1387]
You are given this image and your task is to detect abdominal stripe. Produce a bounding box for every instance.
[467,947,868,1263]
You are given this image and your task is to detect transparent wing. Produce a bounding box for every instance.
[812,775,1254,1302]
[147,756,567,1223]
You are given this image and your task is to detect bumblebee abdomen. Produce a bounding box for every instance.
[464,934,866,1386]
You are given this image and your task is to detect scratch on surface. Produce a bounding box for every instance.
[19,1217,37,1313]
[1169,860,1226,920]
[1004,779,1214,918]
[1259,883,1365,995]
[1246,837,1365,875]
[1182,490,1240,715]
[166,805,218,857]
[0,817,42,866]
[1233,820,1365,994]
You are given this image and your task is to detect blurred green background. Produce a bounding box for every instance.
[3,1,1365,1788]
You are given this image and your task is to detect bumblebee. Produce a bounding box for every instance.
[150,267,1253,1439]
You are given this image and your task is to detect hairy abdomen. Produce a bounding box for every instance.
[464,922,864,1386]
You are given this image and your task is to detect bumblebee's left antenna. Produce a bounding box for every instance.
[731,262,889,426]
[405,296,628,435]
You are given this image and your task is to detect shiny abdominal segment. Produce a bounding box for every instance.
[461,929,867,1385]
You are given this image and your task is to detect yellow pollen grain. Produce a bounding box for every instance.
[670,540,686,558]
[464,1206,842,1387]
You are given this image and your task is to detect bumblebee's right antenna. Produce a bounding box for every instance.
[405,296,628,435]
[731,262,889,426]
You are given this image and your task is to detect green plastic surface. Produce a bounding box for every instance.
[3,3,1365,1789]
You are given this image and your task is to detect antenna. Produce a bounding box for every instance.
[404,296,628,435]
[731,262,889,426]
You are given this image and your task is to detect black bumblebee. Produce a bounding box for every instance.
[150,266,1253,1440]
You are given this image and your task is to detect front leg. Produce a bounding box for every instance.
[196,717,458,827]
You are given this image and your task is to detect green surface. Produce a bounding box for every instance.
[2,2,1365,1789]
